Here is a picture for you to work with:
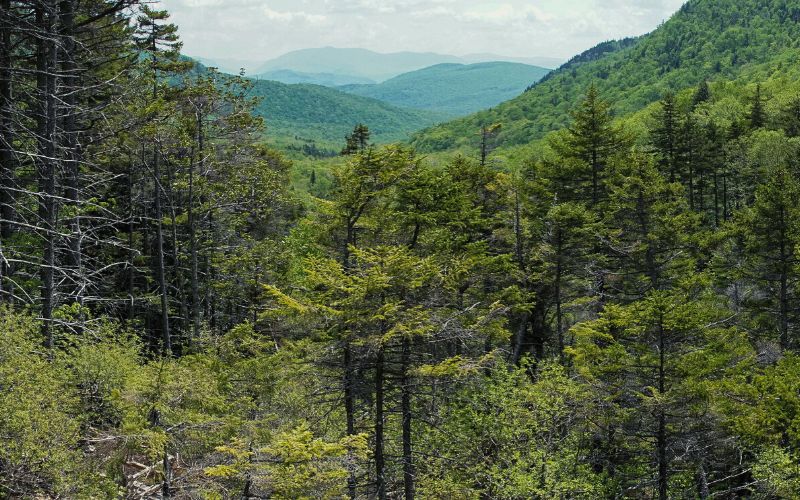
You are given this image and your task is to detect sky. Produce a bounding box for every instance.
[156,0,687,63]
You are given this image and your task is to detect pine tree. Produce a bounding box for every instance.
[133,5,187,355]
[570,286,751,499]
[677,113,703,211]
[341,123,371,155]
[602,153,697,300]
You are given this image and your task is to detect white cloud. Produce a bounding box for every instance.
[262,7,327,24]
[156,0,687,62]
[460,3,552,24]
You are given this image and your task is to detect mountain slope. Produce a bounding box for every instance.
[339,62,550,117]
[411,0,800,152]
[461,53,563,68]
[255,47,562,83]
[258,69,375,86]
[246,79,448,145]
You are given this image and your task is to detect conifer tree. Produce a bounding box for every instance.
[737,167,800,350]
[651,92,680,182]
[749,83,766,129]
[341,123,371,155]
[692,79,711,109]
[554,84,629,207]
[479,123,502,166]
[133,5,187,354]
[779,95,800,137]
[571,286,750,499]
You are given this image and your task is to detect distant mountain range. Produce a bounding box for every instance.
[339,62,550,117]
[193,47,563,83]
[258,69,376,87]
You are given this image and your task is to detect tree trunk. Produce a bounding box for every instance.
[0,0,13,303]
[36,0,57,348]
[189,111,204,342]
[165,158,187,343]
[511,312,529,366]
[401,335,415,500]
[657,313,668,500]
[153,147,171,354]
[712,168,720,227]
[344,342,357,499]
[151,40,170,354]
[779,219,789,350]
[374,345,386,500]
[0,0,15,245]
[127,163,137,322]
[60,0,83,319]
[556,253,564,359]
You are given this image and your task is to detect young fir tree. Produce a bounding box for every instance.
[553,84,630,207]
[651,92,680,182]
[570,285,751,499]
[779,95,800,137]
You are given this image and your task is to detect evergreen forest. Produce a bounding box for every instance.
[1,1,800,498]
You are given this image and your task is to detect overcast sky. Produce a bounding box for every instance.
[156,0,687,62]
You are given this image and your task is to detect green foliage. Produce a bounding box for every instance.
[341,62,550,117]
[417,362,607,498]
[0,310,119,497]
[8,1,800,498]
[245,78,448,146]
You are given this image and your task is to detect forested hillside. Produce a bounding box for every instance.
[245,78,448,145]
[2,1,800,499]
[412,0,800,151]
[340,62,550,116]
[256,69,376,86]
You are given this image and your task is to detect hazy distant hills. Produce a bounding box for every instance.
[258,69,376,87]
[193,48,563,82]
[209,47,563,84]
[255,48,462,82]
[339,62,551,116]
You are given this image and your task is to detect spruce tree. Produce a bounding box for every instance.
[651,92,680,182]
[555,84,629,207]
[738,167,800,350]
[692,79,711,109]
[779,95,800,137]
[749,83,766,129]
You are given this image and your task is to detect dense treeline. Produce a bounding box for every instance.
[2,1,800,499]
[0,1,294,351]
